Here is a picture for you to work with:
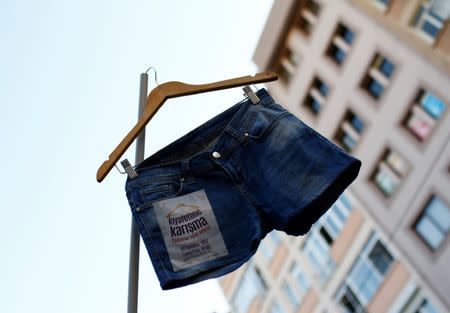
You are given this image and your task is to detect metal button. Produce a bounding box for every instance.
[244,133,249,137]
[136,207,141,212]
[212,151,221,159]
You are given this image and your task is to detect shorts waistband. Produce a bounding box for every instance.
[131,88,274,176]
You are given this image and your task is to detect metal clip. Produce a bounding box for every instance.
[120,159,138,179]
[243,85,260,105]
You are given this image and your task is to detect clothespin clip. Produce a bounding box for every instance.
[121,159,138,179]
[115,159,138,179]
[243,85,260,105]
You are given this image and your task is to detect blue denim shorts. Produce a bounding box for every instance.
[125,88,361,289]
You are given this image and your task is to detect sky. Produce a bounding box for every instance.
[0,1,274,312]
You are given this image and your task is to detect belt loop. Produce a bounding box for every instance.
[181,159,194,182]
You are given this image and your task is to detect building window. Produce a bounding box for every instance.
[326,23,356,66]
[403,89,447,141]
[372,148,409,198]
[233,263,267,313]
[282,263,310,308]
[334,110,366,152]
[303,76,330,115]
[414,196,450,251]
[411,0,447,42]
[274,47,301,85]
[337,233,394,310]
[303,193,353,283]
[395,286,441,313]
[415,299,441,313]
[361,53,396,100]
[336,285,365,313]
[295,0,321,36]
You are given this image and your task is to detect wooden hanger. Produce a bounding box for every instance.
[96,71,278,182]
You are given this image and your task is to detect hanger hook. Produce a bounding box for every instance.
[145,66,159,85]
[114,163,126,175]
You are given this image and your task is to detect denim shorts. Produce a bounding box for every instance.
[125,88,361,289]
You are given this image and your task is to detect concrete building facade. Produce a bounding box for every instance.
[220,1,450,313]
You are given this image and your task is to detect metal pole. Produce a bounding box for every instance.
[128,73,148,313]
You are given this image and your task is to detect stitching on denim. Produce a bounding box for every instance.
[137,127,224,170]
[151,106,254,168]
[235,184,260,213]
[135,175,193,279]
[225,126,245,143]
[158,128,225,164]
[136,92,276,171]
[213,159,239,185]
[137,211,172,280]
[212,161,256,214]
[241,110,257,133]
[248,111,291,140]
[232,183,265,233]
[136,103,274,172]
[181,159,194,182]
[129,111,291,187]
[127,175,182,188]
[126,188,136,208]
[137,179,186,211]
[140,184,172,196]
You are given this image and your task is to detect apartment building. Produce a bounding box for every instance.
[220,1,450,313]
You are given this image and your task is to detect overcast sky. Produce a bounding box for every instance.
[0,1,274,312]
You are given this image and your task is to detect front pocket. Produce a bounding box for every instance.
[134,179,184,210]
[246,111,290,142]
[140,184,174,198]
